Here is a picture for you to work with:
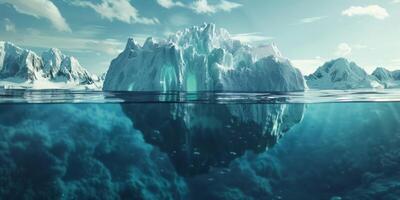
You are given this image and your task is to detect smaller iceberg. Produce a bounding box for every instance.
[371,67,400,88]
[0,41,101,89]
[306,58,382,90]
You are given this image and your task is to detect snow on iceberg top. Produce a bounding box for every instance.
[306,58,382,90]
[0,41,101,89]
[103,23,305,92]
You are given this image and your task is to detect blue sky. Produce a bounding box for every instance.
[0,0,399,75]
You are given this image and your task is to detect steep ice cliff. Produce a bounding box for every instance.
[306,58,382,90]
[0,41,100,89]
[0,41,43,81]
[41,48,94,84]
[103,23,305,92]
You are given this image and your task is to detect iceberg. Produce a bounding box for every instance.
[101,24,306,176]
[306,58,382,90]
[103,23,305,92]
[0,41,101,89]
[372,67,400,88]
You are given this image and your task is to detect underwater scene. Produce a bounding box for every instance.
[1,90,400,200]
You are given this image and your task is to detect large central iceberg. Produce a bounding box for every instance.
[102,24,306,176]
[103,23,305,92]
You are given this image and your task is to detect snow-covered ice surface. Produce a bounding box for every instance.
[306,58,383,90]
[103,23,305,92]
[0,41,102,90]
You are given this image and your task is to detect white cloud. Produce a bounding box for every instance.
[217,0,242,11]
[157,0,184,8]
[392,0,400,3]
[231,33,273,43]
[342,5,389,20]
[9,29,124,56]
[71,0,158,25]
[191,0,242,14]
[0,0,71,32]
[157,0,241,14]
[336,43,352,57]
[291,57,325,75]
[299,16,327,24]
[3,18,16,32]
[191,0,216,13]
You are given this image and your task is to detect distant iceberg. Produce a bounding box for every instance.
[306,58,383,90]
[0,41,101,90]
[371,67,400,88]
[103,23,306,92]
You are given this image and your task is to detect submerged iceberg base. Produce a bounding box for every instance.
[121,103,304,176]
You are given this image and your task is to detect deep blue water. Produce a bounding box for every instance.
[1,89,400,200]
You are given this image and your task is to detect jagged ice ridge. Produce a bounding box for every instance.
[103,23,306,92]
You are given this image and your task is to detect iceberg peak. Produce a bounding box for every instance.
[0,41,101,89]
[125,38,140,50]
[372,67,393,81]
[143,37,157,49]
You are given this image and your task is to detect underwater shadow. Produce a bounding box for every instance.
[120,94,305,177]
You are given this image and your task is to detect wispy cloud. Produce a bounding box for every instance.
[0,0,71,32]
[336,43,352,57]
[342,5,389,20]
[3,18,16,32]
[299,16,327,24]
[191,0,242,14]
[157,0,184,9]
[231,33,273,43]
[9,28,124,56]
[392,0,400,3]
[70,0,158,25]
[157,0,242,14]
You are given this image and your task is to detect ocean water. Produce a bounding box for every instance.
[1,89,400,200]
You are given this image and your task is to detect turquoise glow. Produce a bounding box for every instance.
[186,73,197,92]
[160,65,177,92]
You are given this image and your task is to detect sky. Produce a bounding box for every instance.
[0,0,399,75]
